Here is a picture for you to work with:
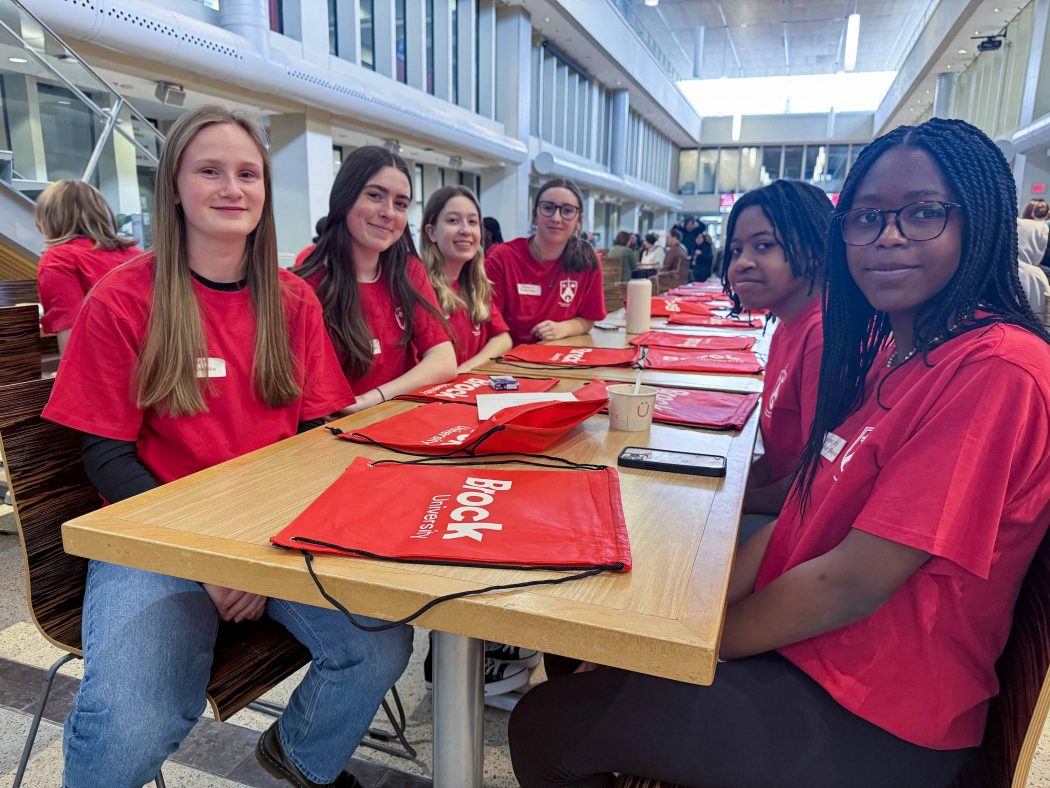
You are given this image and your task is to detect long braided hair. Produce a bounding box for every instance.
[721,180,834,313]
[795,117,1050,506]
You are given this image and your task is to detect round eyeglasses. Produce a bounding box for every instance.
[537,200,580,220]
[837,201,963,246]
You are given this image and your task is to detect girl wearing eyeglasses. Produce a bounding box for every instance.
[723,180,834,518]
[485,179,606,344]
[297,146,456,410]
[510,118,1050,787]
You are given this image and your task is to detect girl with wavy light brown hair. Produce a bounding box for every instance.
[421,185,511,371]
[35,179,142,352]
[43,104,411,787]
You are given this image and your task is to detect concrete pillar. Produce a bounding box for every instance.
[610,89,629,178]
[269,111,335,264]
[619,202,641,234]
[477,0,496,118]
[692,25,705,79]
[932,72,957,118]
[457,0,477,111]
[405,0,427,90]
[582,192,597,237]
[334,0,361,63]
[96,110,143,218]
[374,0,397,79]
[433,0,453,101]
[484,4,531,237]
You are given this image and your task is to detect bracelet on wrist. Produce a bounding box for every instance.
[376,386,386,403]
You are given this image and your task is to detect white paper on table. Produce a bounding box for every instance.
[475,392,577,420]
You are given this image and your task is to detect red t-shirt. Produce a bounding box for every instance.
[755,323,1050,750]
[42,256,354,484]
[302,258,451,393]
[759,297,823,482]
[445,281,510,366]
[37,237,142,333]
[485,237,606,345]
[294,244,315,268]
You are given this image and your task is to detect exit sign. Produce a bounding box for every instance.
[1033,183,1046,194]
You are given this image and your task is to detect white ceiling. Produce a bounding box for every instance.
[637,0,940,78]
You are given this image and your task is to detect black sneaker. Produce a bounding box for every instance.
[485,642,542,668]
[422,647,530,696]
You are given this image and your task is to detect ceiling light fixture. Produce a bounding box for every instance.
[8,57,27,64]
[644,0,659,6]
[844,13,861,72]
[957,48,967,54]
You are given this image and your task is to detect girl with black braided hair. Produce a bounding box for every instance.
[723,180,833,517]
[509,118,1050,788]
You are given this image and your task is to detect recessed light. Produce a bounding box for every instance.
[946,64,952,68]
[926,89,930,93]
[544,16,550,22]
[8,57,27,63]
[993,7,1000,11]
[957,49,967,54]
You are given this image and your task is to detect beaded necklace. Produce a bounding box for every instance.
[885,320,965,368]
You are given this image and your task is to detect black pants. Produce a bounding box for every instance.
[509,652,974,788]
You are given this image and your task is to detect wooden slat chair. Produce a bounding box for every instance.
[0,305,42,385]
[951,534,1050,787]
[0,377,311,787]
[612,534,1050,788]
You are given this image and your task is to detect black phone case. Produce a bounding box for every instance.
[617,448,727,477]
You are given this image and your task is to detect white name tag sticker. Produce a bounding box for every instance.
[820,432,846,462]
[195,357,227,378]
[372,338,382,356]
[517,283,542,296]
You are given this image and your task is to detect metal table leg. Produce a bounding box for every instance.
[432,632,484,787]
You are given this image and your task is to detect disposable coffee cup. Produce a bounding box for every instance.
[607,384,657,431]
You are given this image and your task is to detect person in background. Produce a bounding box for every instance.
[485,178,606,344]
[483,216,504,252]
[639,232,665,271]
[605,231,637,281]
[694,220,715,281]
[723,181,833,520]
[43,104,411,788]
[662,228,688,277]
[35,180,142,353]
[680,217,702,270]
[297,146,456,409]
[294,215,327,268]
[509,116,1050,788]
[1017,217,1050,326]
[1022,198,1049,222]
[421,186,512,371]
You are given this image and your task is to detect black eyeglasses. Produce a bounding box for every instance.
[537,200,580,220]
[837,201,963,246]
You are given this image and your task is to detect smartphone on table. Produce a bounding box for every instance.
[617,446,727,477]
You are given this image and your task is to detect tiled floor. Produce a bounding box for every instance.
[2,515,1050,787]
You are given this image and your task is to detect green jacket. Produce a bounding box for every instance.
[605,244,638,281]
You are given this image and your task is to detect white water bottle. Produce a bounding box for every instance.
[625,271,652,334]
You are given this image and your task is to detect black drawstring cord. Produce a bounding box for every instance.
[369,453,607,471]
[302,550,620,632]
[327,423,507,458]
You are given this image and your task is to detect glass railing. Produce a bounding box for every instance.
[606,0,680,83]
[0,0,164,248]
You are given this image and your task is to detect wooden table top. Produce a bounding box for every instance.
[62,379,757,685]
[475,329,765,394]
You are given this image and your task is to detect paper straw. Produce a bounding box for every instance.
[633,365,643,394]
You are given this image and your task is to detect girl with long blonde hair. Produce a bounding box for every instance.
[421,185,511,371]
[43,104,411,787]
[35,179,142,352]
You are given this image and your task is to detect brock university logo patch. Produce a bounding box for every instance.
[559,279,578,306]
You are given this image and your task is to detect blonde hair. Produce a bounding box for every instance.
[420,186,492,325]
[137,104,300,415]
[35,180,136,250]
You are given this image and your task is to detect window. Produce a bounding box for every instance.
[782,145,803,180]
[824,145,850,191]
[739,147,762,191]
[268,0,282,33]
[396,0,407,83]
[360,0,375,70]
[332,145,344,175]
[328,0,338,54]
[677,149,698,194]
[698,148,717,194]
[717,148,739,194]
[804,145,825,183]
[426,0,435,94]
[414,164,424,205]
[761,146,781,184]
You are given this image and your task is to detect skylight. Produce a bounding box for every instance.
[679,71,898,116]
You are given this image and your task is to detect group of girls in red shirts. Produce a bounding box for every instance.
[39,101,604,785]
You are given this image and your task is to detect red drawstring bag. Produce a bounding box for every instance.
[628,331,756,351]
[650,297,714,317]
[399,374,559,404]
[668,283,722,295]
[574,380,760,430]
[668,313,765,329]
[272,457,631,571]
[335,398,607,456]
[639,346,764,374]
[500,344,636,368]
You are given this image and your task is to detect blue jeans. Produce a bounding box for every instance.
[62,561,413,787]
